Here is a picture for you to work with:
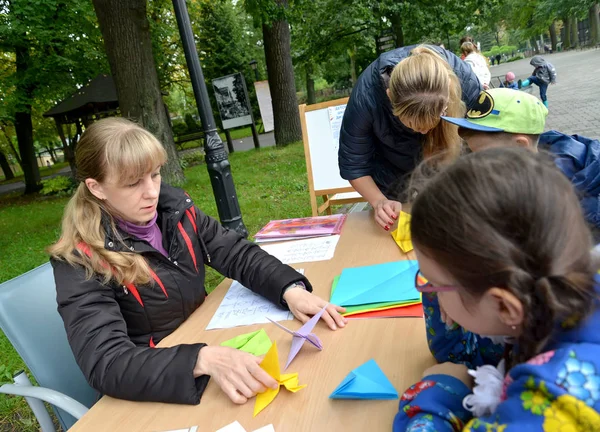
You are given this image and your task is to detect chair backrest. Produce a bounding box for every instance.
[0,262,99,430]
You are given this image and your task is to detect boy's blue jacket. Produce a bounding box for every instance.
[393,275,600,431]
[540,130,600,232]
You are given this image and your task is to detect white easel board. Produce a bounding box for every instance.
[299,98,365,216]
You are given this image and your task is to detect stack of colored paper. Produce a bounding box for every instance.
[330,260,423,319]
[254,214,346,243]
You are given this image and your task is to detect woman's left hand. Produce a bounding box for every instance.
[422,362,473,389]
[283,287,347,330]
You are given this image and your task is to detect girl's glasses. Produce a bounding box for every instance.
[414,269,458,293]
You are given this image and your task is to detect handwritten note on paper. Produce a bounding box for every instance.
[260,235,340,265]
[205,270,304,330]
[328,104,347,150]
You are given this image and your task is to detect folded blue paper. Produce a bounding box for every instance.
[329,359,399,399]
[330,260,420,307]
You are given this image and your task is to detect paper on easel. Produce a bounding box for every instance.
[215,422,275,432]
[260,235,340,264]
[206,270,304,330]
[328,105,346,149]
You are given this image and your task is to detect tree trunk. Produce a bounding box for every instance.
[0,151,14,180]
[349,46,357,86]
[390,12,404,47]
[261,0,302,146]
[92,0,184,184]
[530,37,539,54]
[0,123,22,169]
[306,63,316,105]
[14,44,41,194]
[571,17,579,48]
[591,4,600,45]
[549,21,558,51]
[55,119,77,177]
[563,17,571,49]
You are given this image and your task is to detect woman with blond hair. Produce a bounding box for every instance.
[338,45,481,230]
[461,41,491,90]
[49,117,346,405]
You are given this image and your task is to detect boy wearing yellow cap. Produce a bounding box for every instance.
[442,87,548,152]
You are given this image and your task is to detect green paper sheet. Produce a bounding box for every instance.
[220,329,272,356]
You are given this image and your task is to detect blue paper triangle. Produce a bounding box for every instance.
[329,359,398,400]
[331,261,419,307]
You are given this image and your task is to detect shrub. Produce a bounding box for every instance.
[179,151,205,170]
[40,175,77,196]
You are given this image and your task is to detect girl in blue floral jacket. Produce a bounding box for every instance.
[394,147,600,431]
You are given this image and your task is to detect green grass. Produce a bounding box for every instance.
[0,162,70,185]
[0,142,312,430]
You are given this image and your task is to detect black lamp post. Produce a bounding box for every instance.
[172,0,248,237]
[249,59,260,81]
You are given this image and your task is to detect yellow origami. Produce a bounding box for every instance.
[254,341,306,417]
[391,211,413,253]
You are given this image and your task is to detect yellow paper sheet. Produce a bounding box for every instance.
[254,342,306,416]
[391,212,413,253]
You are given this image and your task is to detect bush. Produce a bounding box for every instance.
[40,175,77,196]
[483,45,519,58]
[179,151,205,170]
[505,54,525,63]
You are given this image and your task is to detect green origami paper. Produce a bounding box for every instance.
[220,329,272,356]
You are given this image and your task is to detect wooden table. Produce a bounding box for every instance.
[70,212,435,432]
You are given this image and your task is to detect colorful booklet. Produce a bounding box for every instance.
[255,214,347,241]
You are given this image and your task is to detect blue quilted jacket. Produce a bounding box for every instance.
[540,130,600,232]
[338,45,481,198]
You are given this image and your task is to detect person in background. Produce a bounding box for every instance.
[459,35,474,60]
[461,42,491,90]
[50,117,346,406]
[393,147,600,431]
[338,44,481,231]
[519,55,557,108]
[500,72,518,89]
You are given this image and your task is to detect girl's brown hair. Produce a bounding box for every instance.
[410,147,596,364]
[389,45,465,162]
[48,117,167,286]
[460,41,477,57]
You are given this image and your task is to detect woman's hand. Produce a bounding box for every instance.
[373,199,402,231]
[194,346,279,404]
[422,362,473,389]
[283,287,347,330]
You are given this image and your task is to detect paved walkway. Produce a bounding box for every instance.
[0,132,276,196]
[489,49,600,139]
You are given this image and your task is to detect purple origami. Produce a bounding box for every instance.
[267,304,327,369]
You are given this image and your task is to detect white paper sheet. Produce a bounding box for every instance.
[214,422,275,432]
[260,235,340,264]
[215,422,246,432]
[205,270,304,330]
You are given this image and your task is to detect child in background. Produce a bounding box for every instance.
[461,42,491,90]
[500,72,518,89]
[393,147,600,431]
[519,55,556,108]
